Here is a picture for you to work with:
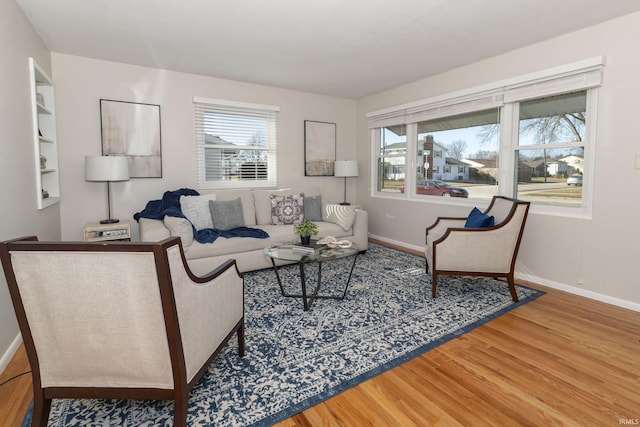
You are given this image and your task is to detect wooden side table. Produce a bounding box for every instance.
[83,220,131,242]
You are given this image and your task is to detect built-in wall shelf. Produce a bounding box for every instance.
[29,58,61,209]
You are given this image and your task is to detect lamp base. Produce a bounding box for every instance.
[339,202,351,206]
[100,218,120,224]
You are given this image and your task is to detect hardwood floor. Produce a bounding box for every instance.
[2,243,639,426]
[273,284,640,426]
[0,343,32,427]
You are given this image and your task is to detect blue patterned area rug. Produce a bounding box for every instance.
[23,243,543,426]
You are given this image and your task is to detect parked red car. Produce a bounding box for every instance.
[400,179,469,198]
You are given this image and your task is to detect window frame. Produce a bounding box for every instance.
[494,88,596,216]
[193,97,279,190]
[367,57,603,218]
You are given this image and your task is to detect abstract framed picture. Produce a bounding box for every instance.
[304,120,336,176]
[100,99,162,178]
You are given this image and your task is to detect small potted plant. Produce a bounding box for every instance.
[293,219,319,245]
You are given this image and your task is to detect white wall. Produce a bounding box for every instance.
[5,6,640,371]
[51,54,357,241]
[0,0,61,370]
[356,12,640,308]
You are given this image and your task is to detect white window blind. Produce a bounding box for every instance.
[367,57,604,129]
[503,68,602,103]
[194,97,279,189]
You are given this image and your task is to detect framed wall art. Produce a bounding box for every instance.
[100,99,162,178]
[304,120,336,176]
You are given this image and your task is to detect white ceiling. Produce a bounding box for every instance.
[16,0,640,99]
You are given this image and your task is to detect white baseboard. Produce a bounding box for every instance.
[369,233,424,253]
[516,273,640,313]
[0,333,23,375]
[369,234,640,313]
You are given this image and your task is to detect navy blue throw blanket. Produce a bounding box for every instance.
[134,188,269,244]
[134,188,198,221]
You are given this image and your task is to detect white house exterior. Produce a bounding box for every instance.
[381,141,406,180]
[560,155,584,173]
[438,158,469,181]
[546,160,571,177]
[382,137,470,182]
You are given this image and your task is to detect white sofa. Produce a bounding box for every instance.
[139,186,368,275]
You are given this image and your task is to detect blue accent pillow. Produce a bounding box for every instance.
[464,207,495,228]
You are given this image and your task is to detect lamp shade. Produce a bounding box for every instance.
[334,160,358,177]
[84,156,130,182]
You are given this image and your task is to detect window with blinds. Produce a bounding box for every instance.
[367,56,603,216]
[194,97,279,189]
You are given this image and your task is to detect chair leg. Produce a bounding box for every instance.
[173,395,189,427]
[237,321,245,358]
[431,272,437,299]
[507,274,519,302]
[425,258,429,274]
[32,388,52,427]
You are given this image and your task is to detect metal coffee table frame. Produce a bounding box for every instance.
[264,243,359,311]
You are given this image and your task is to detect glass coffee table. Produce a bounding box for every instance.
[263,242,359,311]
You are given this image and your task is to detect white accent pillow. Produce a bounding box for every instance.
[180,194,217,230]
[163,216,194,249]
[323,204,356,231]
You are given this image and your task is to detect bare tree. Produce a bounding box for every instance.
[478,124,499,145]
[520,113,584,182]
[250,132,265,146]
[445,140,467,160]
[242,132,266,162]
[478,111,584,145]
[471,149,498,160]
[520,113,585,143]
[480,112,585,145]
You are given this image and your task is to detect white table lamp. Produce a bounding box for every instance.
[334,160,358,205]
[84,155,130,224]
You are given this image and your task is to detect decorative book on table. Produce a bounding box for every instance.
[87,229,129,238]
[292,239,324,254]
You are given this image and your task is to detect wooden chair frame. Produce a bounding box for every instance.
[0,236,245,427]
[425,196,530,302]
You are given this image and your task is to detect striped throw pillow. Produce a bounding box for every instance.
[323,204,356,231]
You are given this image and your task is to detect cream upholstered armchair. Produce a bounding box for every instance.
[425,196,530,302]
[0,236,244,427]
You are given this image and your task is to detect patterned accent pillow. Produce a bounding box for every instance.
[271,193,304,225]
[180,194,217,230]
[324,204,356,231]
[163,216,194,249]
